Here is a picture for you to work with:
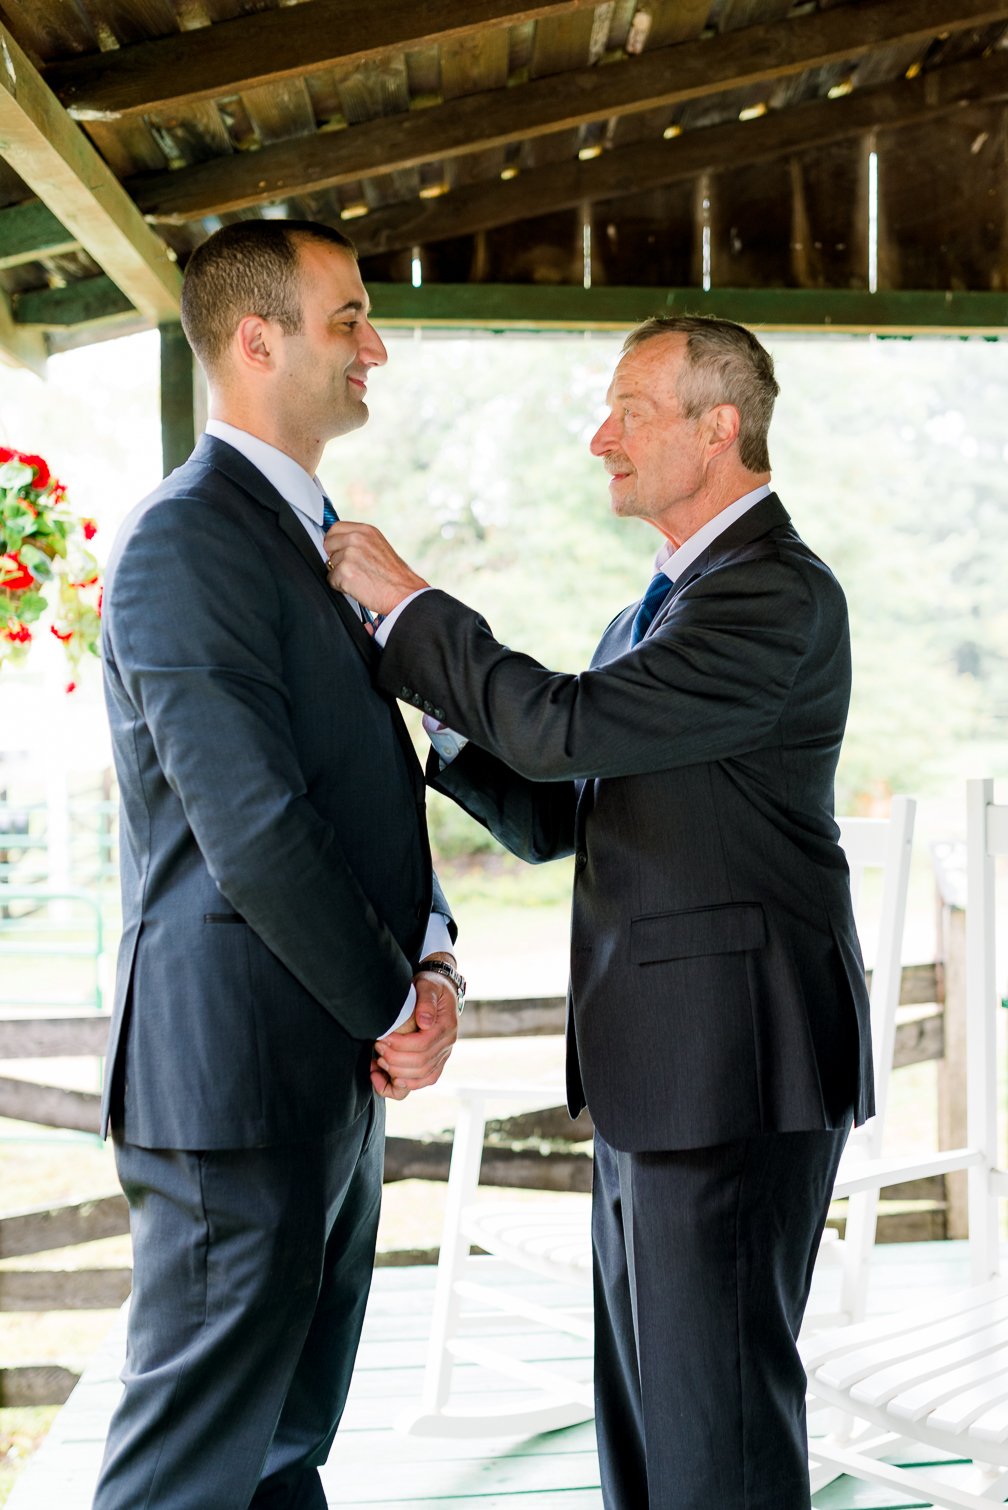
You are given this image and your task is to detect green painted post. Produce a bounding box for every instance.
[159,321,195,477]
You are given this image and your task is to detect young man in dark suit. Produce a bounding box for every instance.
[325,315,869,1510]
[95,221,462,1509]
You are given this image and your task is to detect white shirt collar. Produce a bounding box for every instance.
[655,483,772,582]
[205,419,328,528]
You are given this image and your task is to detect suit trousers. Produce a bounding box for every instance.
[592,1121,849,1510]
[92,1097,384,1510]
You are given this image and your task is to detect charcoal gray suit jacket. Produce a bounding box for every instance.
[377,493,870,1152]
[101,434,450,1149]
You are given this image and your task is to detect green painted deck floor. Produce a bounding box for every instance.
[6,1241,987,1509]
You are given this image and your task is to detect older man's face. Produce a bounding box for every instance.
[589,333,709,541]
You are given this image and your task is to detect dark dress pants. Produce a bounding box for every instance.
[592,1121,849,1510]
[92,1097,384,1510]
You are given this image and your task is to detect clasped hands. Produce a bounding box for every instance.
[371,958,460,1101]
[324,521,426,617]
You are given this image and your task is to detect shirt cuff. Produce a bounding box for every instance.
[380,912,456,1036]
[383,984,416,1037]
[422,714,469,765]
[373,587,430,647]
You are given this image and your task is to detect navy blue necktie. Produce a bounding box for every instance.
[321,494,374,628]
[630,570,673,646]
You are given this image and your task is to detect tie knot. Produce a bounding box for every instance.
[630,570,672,646]
[321,495,338,530]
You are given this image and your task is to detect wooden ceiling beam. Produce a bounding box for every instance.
[0,22,180,322]
[12,275,134,328]
[0,288,47,376]
[44,0,601,121]
[347,49,1008,257]
[0,200,78,270]
[130,0,1008,225]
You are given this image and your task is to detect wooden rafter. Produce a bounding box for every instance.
[128,0,1008,225]
[44,0,601,121]
[0,201,77,270]
[0,286,46,376]
[0,22,181,324]
[337,50,1008,257]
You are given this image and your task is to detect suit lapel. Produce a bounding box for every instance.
[191,435,427,794]
[644,492,791,641]
[192,434,379,673]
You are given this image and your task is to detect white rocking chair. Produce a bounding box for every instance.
[803,778,1008,1509]
[401,797,917,1439]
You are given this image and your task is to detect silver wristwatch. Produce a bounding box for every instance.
[418,957,466,1015]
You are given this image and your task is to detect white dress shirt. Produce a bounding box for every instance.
[204,421,453,1032]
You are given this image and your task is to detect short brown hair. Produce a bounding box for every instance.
[623,314,779,472]
[180,219,357,374]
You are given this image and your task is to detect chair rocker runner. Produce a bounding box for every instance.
[803,778,1008,1510]
[401,798,917,1440]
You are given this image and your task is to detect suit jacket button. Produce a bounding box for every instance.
[574,850,588,871]
[422,700,435,715]
[433,707,445,721]
[400,686,411,698]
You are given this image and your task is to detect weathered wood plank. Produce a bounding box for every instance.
[0,1076,101,1134]
[0,1014,111,1057]
[130,6,1008,224]
[0,20,180,321]
[0,1267,131,1310]
[0,974,938,1060]
[0,1364,78,1406]
[893,1008,943,1070]
[45,0,601,119]
[0,199,77,269]
[13,275,134,328]
[344,51,1008,257]
[383,1135,593,1192]
[0,286,47,376]
[0,1195,129,1259]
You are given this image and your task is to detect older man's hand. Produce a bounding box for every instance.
[324,521,428,617]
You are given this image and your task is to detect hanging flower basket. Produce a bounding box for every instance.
[0,447,101,690]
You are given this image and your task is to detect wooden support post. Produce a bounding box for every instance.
[159,322,196,477]
[934,838,969,1239]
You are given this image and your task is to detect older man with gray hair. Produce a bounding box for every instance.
[328,314,869,1509]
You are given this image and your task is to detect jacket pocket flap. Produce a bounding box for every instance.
[631,902,766,964]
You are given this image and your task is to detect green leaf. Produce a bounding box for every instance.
[17,542,52,580]
[0,460,34,493]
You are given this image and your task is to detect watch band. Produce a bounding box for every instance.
[417,957,466,1015]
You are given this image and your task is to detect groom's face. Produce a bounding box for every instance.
[275,240,388,445]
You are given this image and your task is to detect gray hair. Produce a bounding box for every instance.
[622,314,778,472]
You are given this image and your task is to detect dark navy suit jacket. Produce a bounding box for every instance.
[377,494,870,1152]
[101,435,450,1149]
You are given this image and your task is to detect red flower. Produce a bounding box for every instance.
[3,620,32,644]
[0,446,15,464]
[64,680,77,694]
[50,625,74,643]
[82,518,98,540]
[0,552,34,592]
[19,453,50,489]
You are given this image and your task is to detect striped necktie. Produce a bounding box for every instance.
[630,570,673,646]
